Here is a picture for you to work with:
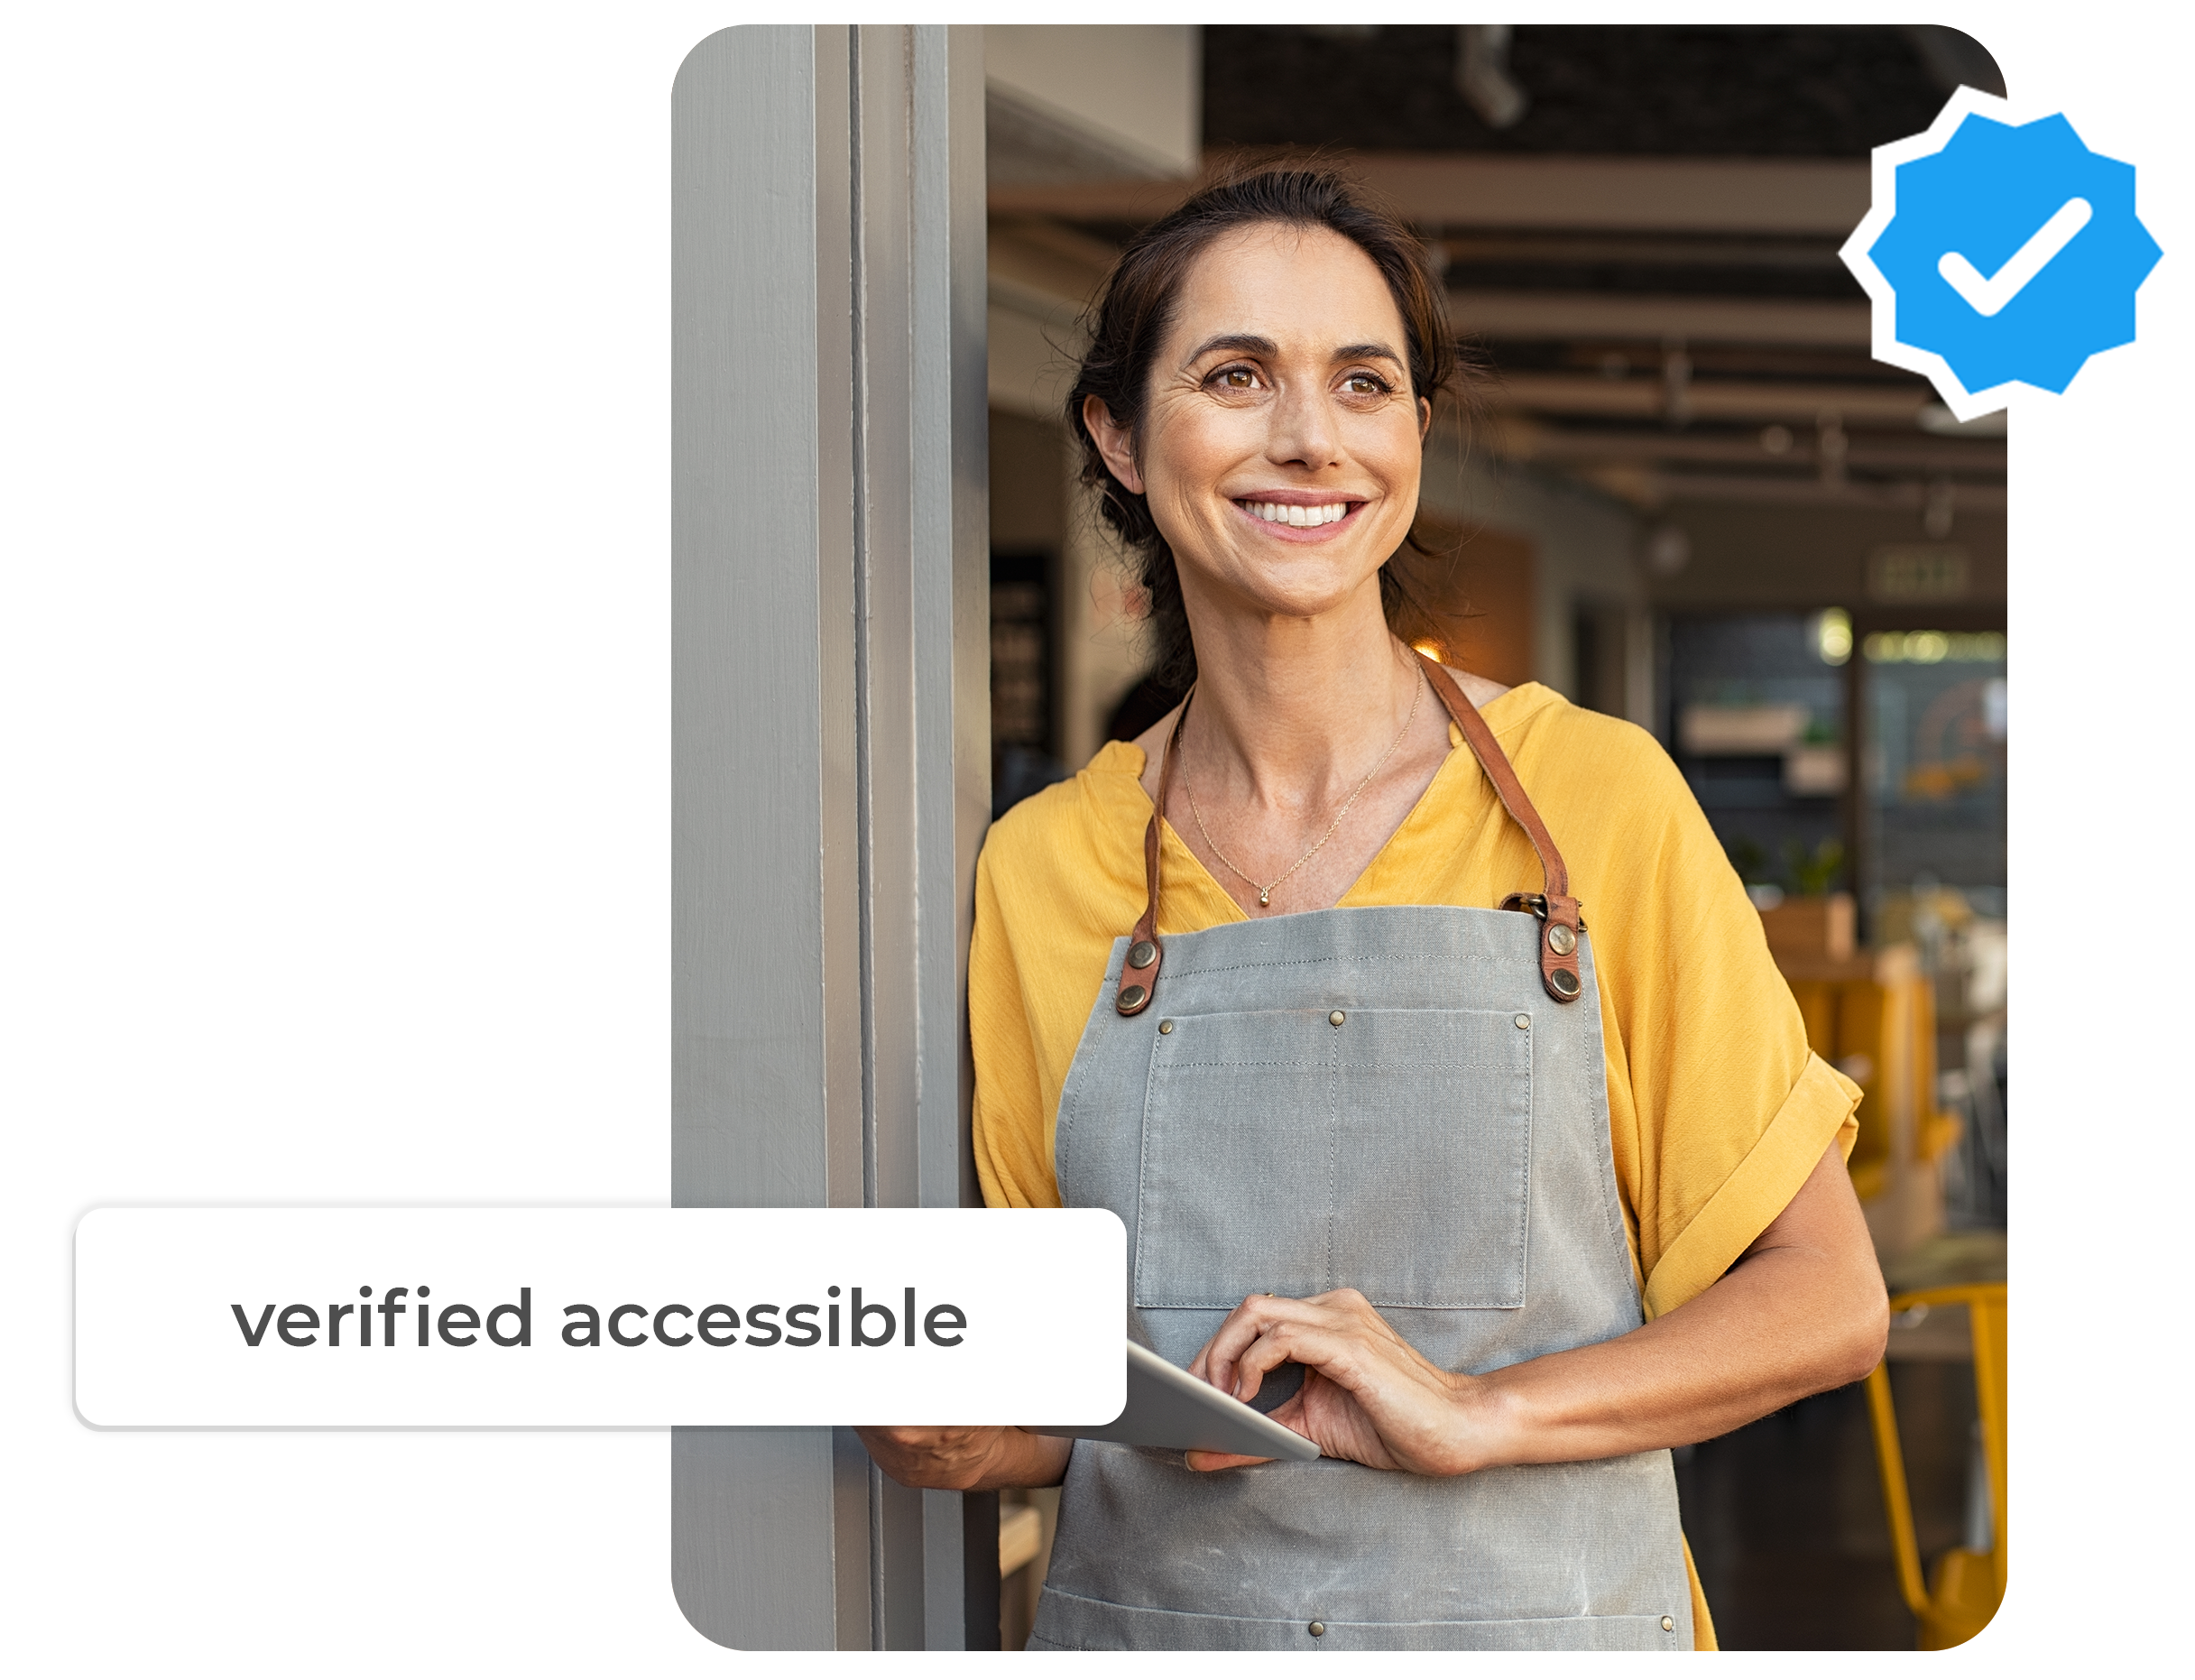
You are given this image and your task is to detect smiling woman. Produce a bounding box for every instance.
[856,167,1888,1652]
[1065,170,1466,692]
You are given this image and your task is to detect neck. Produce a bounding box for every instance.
[1176,573,1421,807]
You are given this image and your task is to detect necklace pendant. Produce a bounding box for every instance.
[1259,889,1271,907]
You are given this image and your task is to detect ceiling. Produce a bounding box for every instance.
[987,24,2008,525]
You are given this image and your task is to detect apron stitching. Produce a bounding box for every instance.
[1137,1011,1534,1312]
[1135,906,1542,983]
[1154,953,1466,980]
[1056,939,1126,1203]
[1572,941,1644,1314]
[1130,1005,1164,1307]
[1164,1058,1323,1067]
[1327,1025,1340,1292]
[1518,1010,1536,1290]
[1039,1582,1682,1635]
[1135,1297,1528,1310]
[1166,1058,1480,1068]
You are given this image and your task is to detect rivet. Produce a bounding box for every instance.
[1661,1617,1674,1633]
[1157,1019,1174,1035]
[1128,939,1157,970]
[1307,1621,1326,1638]
[1514,1013,1530,1029]
[1329,1011,1346,1027]
[1548,923,1576,956]
[1550,969,1580,1000]
[1118,983,1148,1011]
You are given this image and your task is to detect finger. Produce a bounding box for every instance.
[1230,1315,1379,1402]
[1201,1291,1326,1392]
[1306,1288,1413,1354]
[853,1425,942,1452]
[1196,1297,1272,1396]
[1188,1335,1216,1386]
[1184,1388,1320,1473]
[1184,1448,1277,1472]
[1204,1293,1339,1396]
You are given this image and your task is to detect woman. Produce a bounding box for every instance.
[860,168,1886,1651]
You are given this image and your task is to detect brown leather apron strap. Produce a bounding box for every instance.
[1113,692,1189,1016]
[1114,659,1585,1016]
[1413,652,1585,1004]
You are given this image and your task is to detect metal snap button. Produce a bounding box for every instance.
[1128,939,1157,970]
[1328,1011,1345,1027]
[1157,1020,1174,1035]
[1514,1013,1530,1029]
[1118,984,1147,1011]
[1661,1616,1675,1632]
[1550,968,1580,999]
[1547,923,1576,956]
[1307,1621,1326,1638]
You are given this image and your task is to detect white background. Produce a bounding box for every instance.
[465,1449,662,1660]
[75,1208,1124,1426]
[4,2,2185,1671]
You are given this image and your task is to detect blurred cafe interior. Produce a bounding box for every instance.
[978,25,2008,1651]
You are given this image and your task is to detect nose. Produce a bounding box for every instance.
[1264,377,1341,470]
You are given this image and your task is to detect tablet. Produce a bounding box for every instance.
[1034,1340,1322,1462]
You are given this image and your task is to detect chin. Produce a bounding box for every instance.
[1228,556,1387,622]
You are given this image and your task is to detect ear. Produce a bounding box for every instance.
[1417,396,1433,441]
[1083,394,1146,496]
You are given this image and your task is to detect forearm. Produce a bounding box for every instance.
[1465,1240,1888,1469]
[969,1427,1075,1491]
[855,1425,1075,1492]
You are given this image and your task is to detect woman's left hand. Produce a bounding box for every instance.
[1185,1289,1497,1476]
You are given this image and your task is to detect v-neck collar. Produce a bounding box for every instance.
[1110,683,1560,925]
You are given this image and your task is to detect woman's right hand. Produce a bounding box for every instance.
[855,1426,1074,1491]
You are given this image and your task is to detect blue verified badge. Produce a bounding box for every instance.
[1841,86,2162,420]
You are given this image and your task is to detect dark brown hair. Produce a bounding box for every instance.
[1065,164,1475,689]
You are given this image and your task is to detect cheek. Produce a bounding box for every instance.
[1354,413,1425,486]
[1144,406,1251,506]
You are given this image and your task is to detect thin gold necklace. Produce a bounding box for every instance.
[1183,667,1425,909]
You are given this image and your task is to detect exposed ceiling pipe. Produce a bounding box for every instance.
[1456,25,1529,130]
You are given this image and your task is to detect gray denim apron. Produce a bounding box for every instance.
[1028,658,1692,1651]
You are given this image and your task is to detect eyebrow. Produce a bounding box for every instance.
[1181,333,1406,366]
[1182,332,1277,363]
[1333,342,1405,365]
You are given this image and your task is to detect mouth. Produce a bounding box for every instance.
[1233,497,1361,531]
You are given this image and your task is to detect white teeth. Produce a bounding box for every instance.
[1245,501,1348,527]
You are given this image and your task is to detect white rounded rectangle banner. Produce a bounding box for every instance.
[75,1207,1126,1428]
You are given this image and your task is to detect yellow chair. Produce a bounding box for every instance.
[1863,1282,2006,1648]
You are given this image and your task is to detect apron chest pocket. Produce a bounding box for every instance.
[1132,1007,1532,1311]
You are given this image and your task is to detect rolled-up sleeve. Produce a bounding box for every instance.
[1565,723,1864,1320]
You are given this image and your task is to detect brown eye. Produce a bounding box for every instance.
[1222,368,1256,389]
[1344,374,1386,395]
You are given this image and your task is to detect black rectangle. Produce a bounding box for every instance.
[64,1431,467,1642]
[956,1493,1001,1651]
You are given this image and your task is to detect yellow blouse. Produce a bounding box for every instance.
[967,680,1862,1649]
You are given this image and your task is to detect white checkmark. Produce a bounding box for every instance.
[1937,197,2093,317]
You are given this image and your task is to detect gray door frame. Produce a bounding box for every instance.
[669,23,992,1651]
